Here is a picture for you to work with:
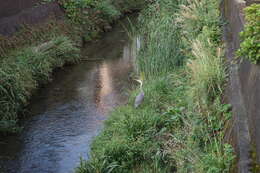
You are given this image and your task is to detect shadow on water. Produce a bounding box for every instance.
[0,15,140,173]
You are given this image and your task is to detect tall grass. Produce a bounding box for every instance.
[171,0,235,172]
[137,0,185,78]
[187,34,226,108]
[0,36,80,133]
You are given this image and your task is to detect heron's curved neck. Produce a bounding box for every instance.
[140,84,143,92]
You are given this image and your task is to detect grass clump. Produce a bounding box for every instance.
[0,36,80,133]
[77,0,235,172]
[187,34,226,107]
[237,3,260,64]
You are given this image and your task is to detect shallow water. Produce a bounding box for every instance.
[0,16,138,173]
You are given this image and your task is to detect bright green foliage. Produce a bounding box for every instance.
[0,36,80,133]
[237,4,260,64]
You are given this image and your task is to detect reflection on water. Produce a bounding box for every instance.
[0,16,139,173]
[95,63,113,114]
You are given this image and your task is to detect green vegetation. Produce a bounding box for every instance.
[0,36,80,133]
[237,3,260,64]
[76,0,235,172]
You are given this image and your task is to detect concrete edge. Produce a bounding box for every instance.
[221,0,252,172]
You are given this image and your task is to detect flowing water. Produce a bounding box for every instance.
[0,16,139,173]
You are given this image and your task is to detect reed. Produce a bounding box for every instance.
[137,0,185,78]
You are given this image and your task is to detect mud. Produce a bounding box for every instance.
[0,0,39,19]
[0,1,63,36]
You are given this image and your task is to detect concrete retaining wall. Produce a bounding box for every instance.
[222,0,260,172]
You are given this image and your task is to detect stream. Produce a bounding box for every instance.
[0,16,139,173]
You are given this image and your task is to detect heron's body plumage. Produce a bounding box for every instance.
[135,91,144,108]
[134,79,144,108]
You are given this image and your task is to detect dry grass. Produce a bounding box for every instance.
[187,38,226,108]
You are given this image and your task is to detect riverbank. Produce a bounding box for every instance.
[76,0,235,172]
[0,0,148,133]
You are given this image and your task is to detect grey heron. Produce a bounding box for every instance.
[134,79,144,108]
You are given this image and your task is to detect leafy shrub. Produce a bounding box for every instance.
[56,0,97,23]
[57,0,146,24]
[95,0,120,20]
[237,4,260,64]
